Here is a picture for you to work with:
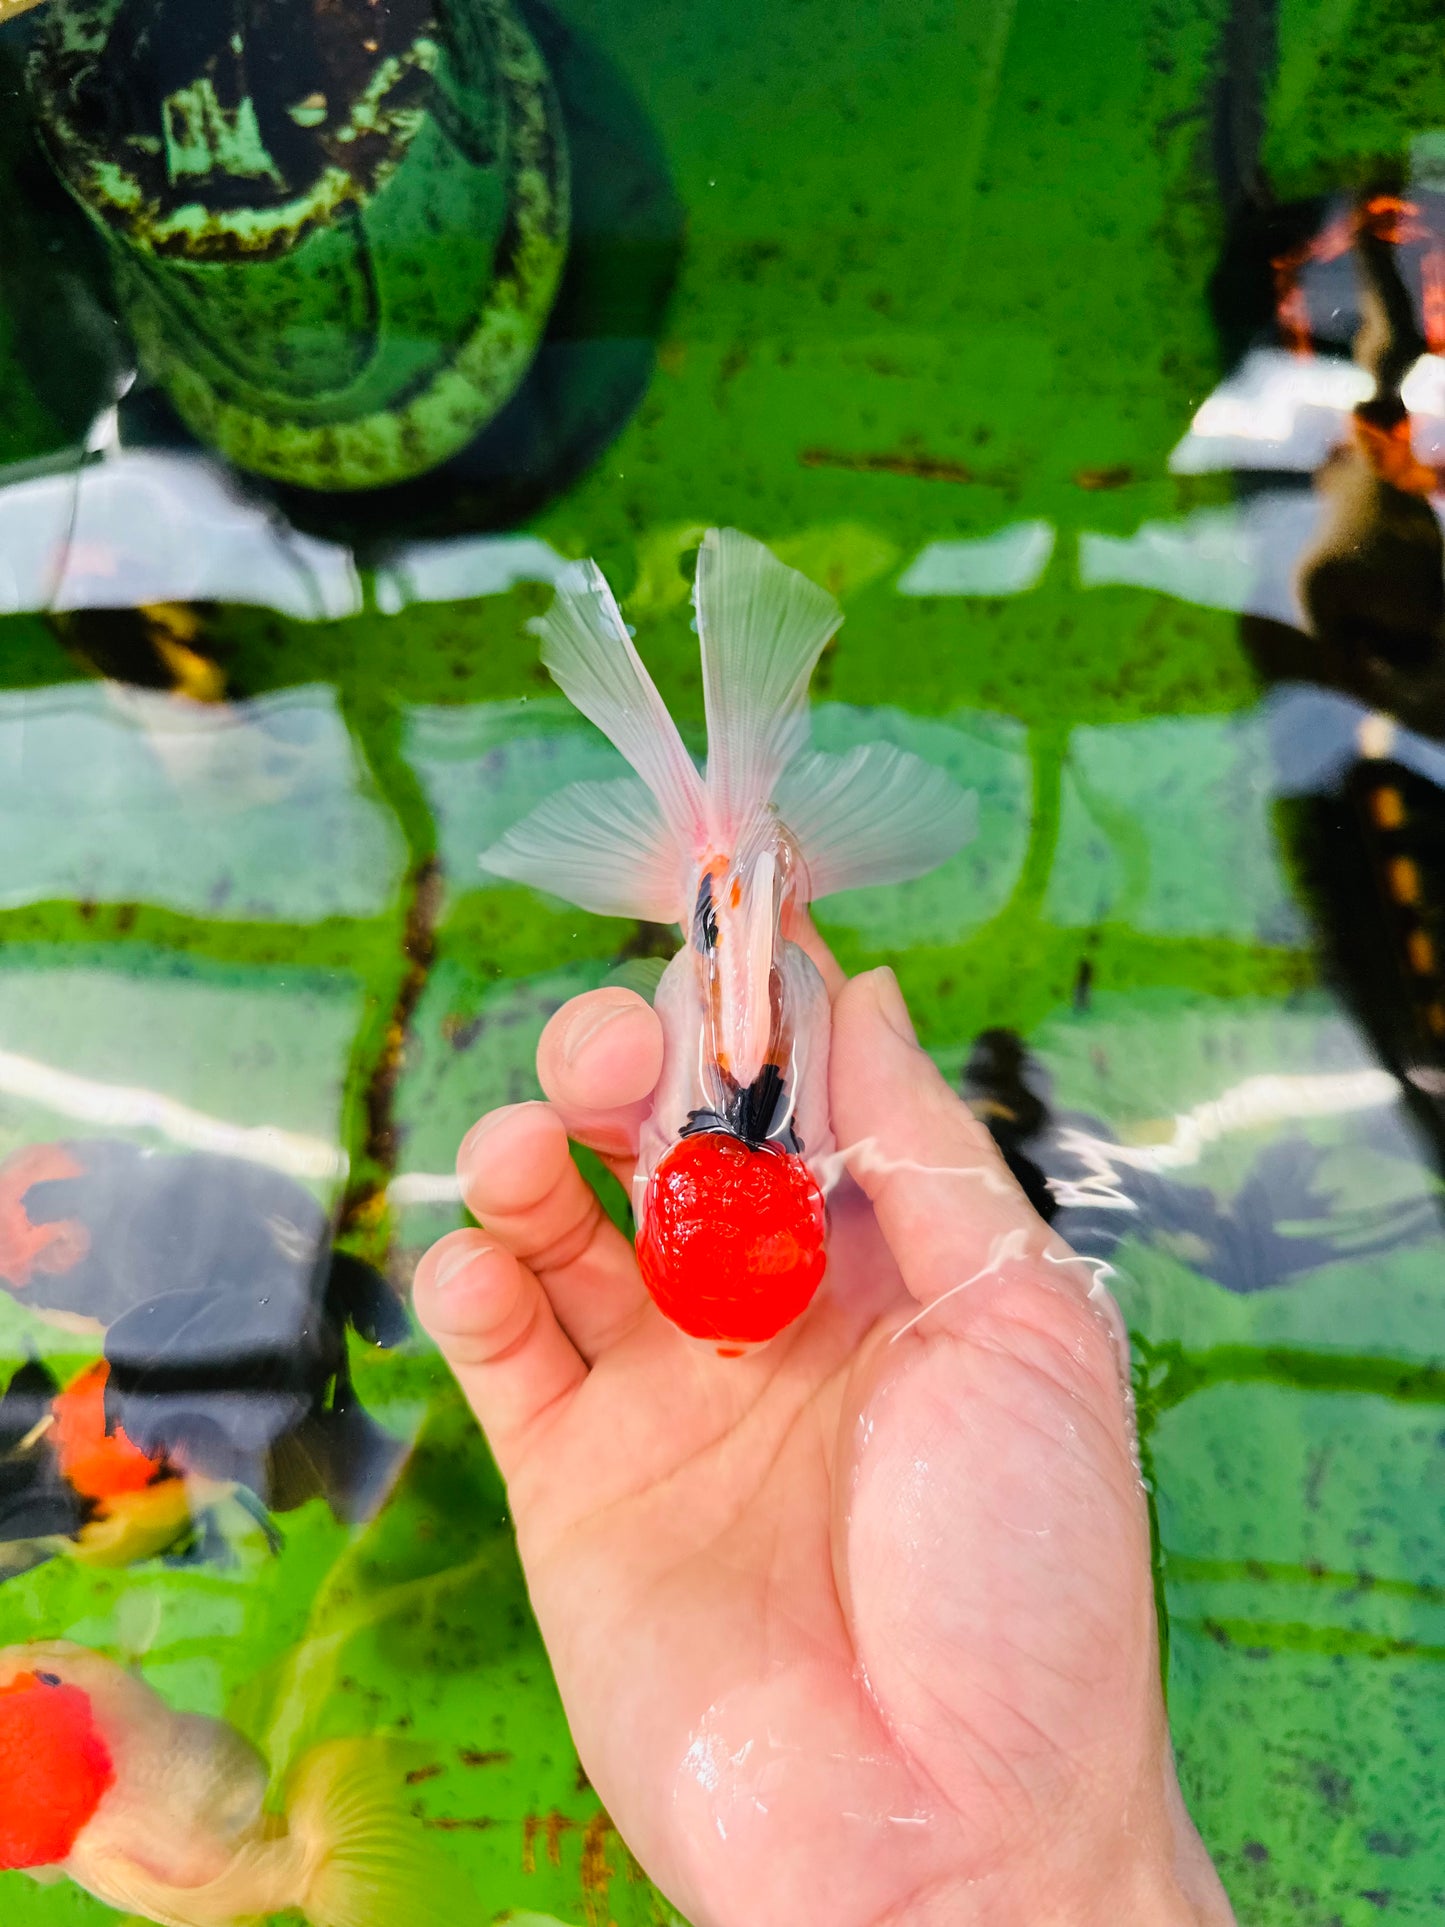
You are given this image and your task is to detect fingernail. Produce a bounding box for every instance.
[871,967,916,1044]
[563,997,633,1067]
[457,1109,507,1173]
[433,1242,490,1292]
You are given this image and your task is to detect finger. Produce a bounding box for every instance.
[414,1230,586,1480]
[828,968,1069,1315]
[537,987,664,1180]
[457,1100,649,1357]
[789,910,847,999]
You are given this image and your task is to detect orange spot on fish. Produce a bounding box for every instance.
[0,1672,114,1870]
[0,1145,89,1289]
[51,1363,166,1503]
[1409,930,1437,975]
[1370,786,1405,830]
[1274,194,1440,360]
[1389,856,1422,905]
[1352,412,1439,496]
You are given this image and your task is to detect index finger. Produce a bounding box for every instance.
[537,987,664,1183]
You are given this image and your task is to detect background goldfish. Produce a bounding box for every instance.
[0,1136,412,1575]
[0,1639,451,1927]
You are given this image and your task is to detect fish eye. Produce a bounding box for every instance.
[35,1672,61,1687]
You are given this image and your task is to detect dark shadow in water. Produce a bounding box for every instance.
[1206,0,1328,372]
[963,1029,1441,1299]
[114,0,684,549]
[0,0,681,547]
[0,36,125,465]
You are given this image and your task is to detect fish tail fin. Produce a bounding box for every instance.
[485,560,710,922]
[289,1739,459,1927]
[267,1404,407,1526]
[694,528,843,832]
[533,558,709,843]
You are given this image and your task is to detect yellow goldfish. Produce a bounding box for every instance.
[0,1640,432,1927]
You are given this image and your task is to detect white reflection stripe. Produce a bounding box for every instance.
[897,522,1055,596]
[0,1048,346,1182]
[1052,1066,1401,1209]
[390,1173,463,1205]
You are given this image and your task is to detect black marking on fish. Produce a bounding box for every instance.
[0,1360,87,1555]
[693,871,719,953]
[682,1063,803,1154]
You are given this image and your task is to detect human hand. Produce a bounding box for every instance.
[414,944,1236,1927]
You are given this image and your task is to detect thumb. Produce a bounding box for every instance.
[828,969,1081,1314]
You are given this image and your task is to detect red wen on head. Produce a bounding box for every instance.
[638,1131,827,1345]
[0,1672,114,1870]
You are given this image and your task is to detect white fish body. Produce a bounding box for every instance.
[0,1640,432,1927]
[482,529,977,1218]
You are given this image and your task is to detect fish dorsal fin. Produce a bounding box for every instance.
[774,743,977,901]
[694,529,843,835]
[533,561,708,847]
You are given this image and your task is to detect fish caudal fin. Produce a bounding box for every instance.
[773,742,977,900]
[533,560,708,842]
[289,1740,459,1927]
[695,528,843,832]
[480,774,688,921]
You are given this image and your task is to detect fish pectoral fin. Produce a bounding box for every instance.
[481,775,687,922]
[774,743,977,898]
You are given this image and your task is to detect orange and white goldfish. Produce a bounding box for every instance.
[0,1640,428,1927]
[1,1358,215,1575]
[482,529,975,1344]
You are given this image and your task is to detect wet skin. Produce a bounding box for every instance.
[415,933,1235,1927]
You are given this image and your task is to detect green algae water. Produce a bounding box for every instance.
[4,0,1445,1919]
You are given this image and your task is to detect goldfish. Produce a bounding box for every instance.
[482,529,975,1344]
[0,1640,432,1927]
[0,1357,260,1578]
[0,1138,407,1521]
[0,1345,403,1582]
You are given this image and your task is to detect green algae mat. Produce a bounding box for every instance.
[2,0,1445,1920]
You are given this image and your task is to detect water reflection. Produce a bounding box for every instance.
[4,0,1445,1919]
[0,681,405,917]
[967,1008,1442,1306]
[0,0,680,543]
[0,443,361,620]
